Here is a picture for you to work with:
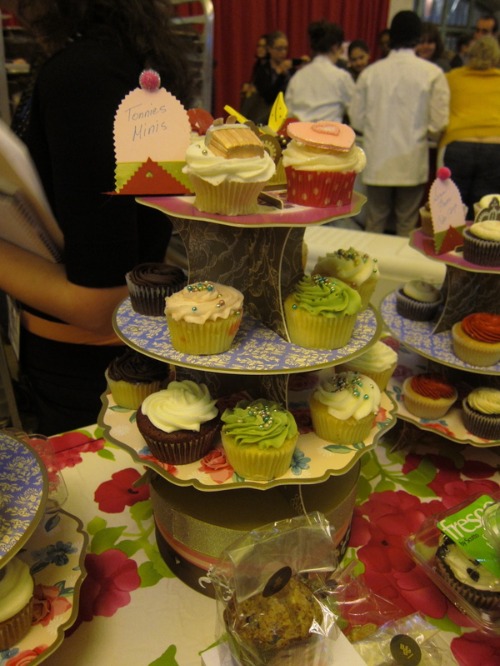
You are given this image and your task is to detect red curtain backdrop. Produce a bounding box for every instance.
[209,0,391,118]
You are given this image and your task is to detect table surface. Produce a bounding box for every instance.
[24,395,497,666]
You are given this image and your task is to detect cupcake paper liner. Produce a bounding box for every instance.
[396,290,441,322]
[105,373,166,410]
[221,433,297,481]
[402,377,456,419]
[462,229,500,267]
[166,312,242,355]
[451,323,500,367]
[126,276,186,317]
[462,399,500,440]
[188,174,267,215]
[309,397,375,445]
[284,299,358,350]
[0,597,34,651]
[285,168,356,209]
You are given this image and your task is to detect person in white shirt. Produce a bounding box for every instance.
[285,20,354,123]
[349,11,450,236]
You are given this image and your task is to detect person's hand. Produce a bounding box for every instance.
[278,59,293,74]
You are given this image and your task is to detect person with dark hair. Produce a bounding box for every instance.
[349,10,449,236]
[0,0,194,434]
[347,39,370,81]
[416,22,450,71]
[377,28,391,59]
[474,14,498,39]
[285,20,354,122]
[450,31,474,68]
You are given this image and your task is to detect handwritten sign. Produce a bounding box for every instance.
[429,167,466,253]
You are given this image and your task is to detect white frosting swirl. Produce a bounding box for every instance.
[165,281,243,324]
[183,139,275,185]
[313,247,379,287]
[140,380,218,433]
[0,558,33,621]
[445,541,500,592]
[282,140,366,173]
[469,221,500,242]
[313,372,381,421]
[466,387,500,415]
[343,341,398,374]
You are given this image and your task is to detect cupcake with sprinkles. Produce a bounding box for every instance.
[313,246,379,310]
[309,371,381,444]
[165,280,244,355]
[284,274,361,349]
[220,399,299,481]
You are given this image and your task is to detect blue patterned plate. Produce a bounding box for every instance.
[0,431,48,567]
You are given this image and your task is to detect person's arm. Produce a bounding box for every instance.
[428,71,450,140]
[0,239,127,335]
[348,74,367,133]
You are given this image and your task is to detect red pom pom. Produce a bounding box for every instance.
[139,69,161,91]
[437,166,451,180]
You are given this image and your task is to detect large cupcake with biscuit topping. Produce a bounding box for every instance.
[183,122,275,215]
[165,280,244,355]
[402,373,457,419]
[451,313,500,367]
[309,371,381,444]
[284,274,361,350]
[282,121,366,209]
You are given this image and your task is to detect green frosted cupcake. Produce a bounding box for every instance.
[221,399,299,481]
[284,274,361,349]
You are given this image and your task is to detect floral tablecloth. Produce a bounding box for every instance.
[16,418,499,666]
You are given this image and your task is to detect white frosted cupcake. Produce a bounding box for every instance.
[462,387,500,440]
[183,123,275,215]
[309,371,381,444]
[313,247,379,309]
[396,279,442,321]
[165,280,244,355]
[337,339,398,391]
[0,558,34,651]
[462,220,500,267]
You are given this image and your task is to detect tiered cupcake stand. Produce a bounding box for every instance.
[0,431,87,663]
[99,192,398,596]
[381,227,500,447]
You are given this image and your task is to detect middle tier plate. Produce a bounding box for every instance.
[98,391,397,491]
[113,299,382,374]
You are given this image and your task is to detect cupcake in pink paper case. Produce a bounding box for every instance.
[282,121,366,209]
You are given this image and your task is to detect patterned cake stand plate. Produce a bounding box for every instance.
[387,345,500,448]
[0,508,88,664]
[0,431,48,569]
[98,391,398,491]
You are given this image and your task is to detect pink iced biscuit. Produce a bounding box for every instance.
[287,121,356,152]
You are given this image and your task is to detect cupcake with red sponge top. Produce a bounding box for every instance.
[451,313,500,367]
[402,373,457,419]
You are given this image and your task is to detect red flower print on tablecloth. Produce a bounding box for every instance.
[32,583,72,626]
[48,432,105,470]
[451,630,500,666]
[73,549,140,625]
[198,448,233,483]
[94,468,150,513]
[350,490,474,627]
[5,646,47,666]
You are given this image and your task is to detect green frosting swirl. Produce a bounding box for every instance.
[221,400,298,449]
[289,274,361,317]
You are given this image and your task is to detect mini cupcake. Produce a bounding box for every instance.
[337,339,398,391]
[183,122,275,215]
[136,380,220,464]
[126,263,187,316]
[312,247,379,309]
[283,121,366,209]
[402,373,457,419]
[165,280,244,355]
[105,349,169,410]
[309,371,381,444]
[462,387,500,440]
[451,313,500,367]
[284,274,362,350]
[396,279,442,321]
[462,220,500,267]
[0,558,34,651]
[220,399,298,481]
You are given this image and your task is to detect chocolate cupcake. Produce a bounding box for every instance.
[396,279,442,321]
[462,221,500,267]
[126,263,187,316]
[462,387,500,440]
[105,349,169,410]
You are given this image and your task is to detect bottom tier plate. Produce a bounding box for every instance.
[387,346,500,448]
[98,390,397,490]
[1,509,88,665]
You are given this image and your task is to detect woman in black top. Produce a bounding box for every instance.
[0,0,193,433]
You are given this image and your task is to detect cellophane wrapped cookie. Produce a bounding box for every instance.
[209,513,340,666]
